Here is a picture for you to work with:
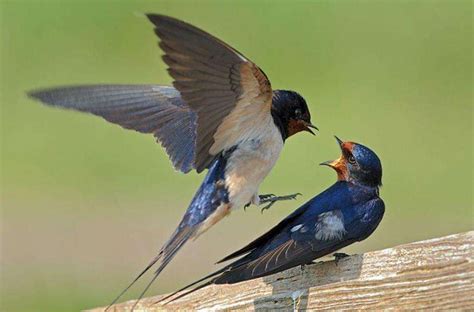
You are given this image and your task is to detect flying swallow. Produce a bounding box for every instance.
[162,137,384,303]
[27,14,317,306]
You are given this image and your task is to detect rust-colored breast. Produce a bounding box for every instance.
[287,119,308,137]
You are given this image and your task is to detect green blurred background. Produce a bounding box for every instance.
[1,0,472,311]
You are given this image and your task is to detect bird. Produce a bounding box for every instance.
[27,14,317,307]
[160,137,384,304]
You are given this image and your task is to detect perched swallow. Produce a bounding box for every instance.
[28,14,317,306]
[162,137,384,303]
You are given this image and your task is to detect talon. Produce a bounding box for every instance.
[290,193,302,200]
[334,252,350,266]
[260,202,274,213]
[244,202,251,211]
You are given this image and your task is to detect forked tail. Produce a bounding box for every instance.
[105,226,196,311]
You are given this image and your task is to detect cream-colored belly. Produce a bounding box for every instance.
[224,127,284,209]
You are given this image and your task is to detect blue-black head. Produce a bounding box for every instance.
[271,90,317,141]
[321,136,382,187]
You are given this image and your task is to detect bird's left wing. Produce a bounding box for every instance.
[28,85,196,173]
[147,14,273,172]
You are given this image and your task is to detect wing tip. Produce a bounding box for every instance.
[145,13,176,26]
[26,88,52,105]
[26,89,42,100]
[215,254,234,264]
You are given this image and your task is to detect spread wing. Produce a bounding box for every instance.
[28,85,196,173]
[147,14,273,172]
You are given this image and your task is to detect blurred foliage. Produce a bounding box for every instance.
[1,0,472,311]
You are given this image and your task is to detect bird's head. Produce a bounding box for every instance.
[271,90,318,140]
[321,136,382,187]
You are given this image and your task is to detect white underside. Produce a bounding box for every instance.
[224,120,284,210]
[194,116,283,237]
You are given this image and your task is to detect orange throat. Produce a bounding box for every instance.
[330,156,349,181]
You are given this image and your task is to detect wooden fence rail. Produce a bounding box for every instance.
[91,231,474,311]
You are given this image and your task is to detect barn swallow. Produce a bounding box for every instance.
[161,137,384,303]
[27,14,317,307]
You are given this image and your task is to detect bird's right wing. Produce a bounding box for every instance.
[147,14,273,172]
[28,85,197,173]
[216,201,312,264]
[214,199,385,284]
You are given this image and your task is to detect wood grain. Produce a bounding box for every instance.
[90,231,474,311]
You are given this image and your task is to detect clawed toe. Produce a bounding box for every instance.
[260,202,275,213]
[244,202,250,211]
[334,252,350,266]
[258,194,276,201]
[257,192,303,213]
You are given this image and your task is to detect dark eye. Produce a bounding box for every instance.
[295,108,302,117]
[348,155,356,164]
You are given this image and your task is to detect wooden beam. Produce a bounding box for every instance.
[91,231,474,311]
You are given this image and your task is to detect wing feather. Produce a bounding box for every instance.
[147,14,272,172]
[28,85,197,173]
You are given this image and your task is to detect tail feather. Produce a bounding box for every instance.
[130,272,161,311]
[156,265,230,304]
[164,280,214,305]
[106,226,196,311]
[107,154,229,309]
[105,251,163,311]
[154,226,195,277]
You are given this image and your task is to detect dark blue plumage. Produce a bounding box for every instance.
[108,149,234,306]
[212,182,384,283]
[162,138,385,302]
[180,154,230,227]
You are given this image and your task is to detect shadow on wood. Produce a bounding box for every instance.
[89,231,474,311]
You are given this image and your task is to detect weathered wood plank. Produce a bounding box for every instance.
[91,231,474,311]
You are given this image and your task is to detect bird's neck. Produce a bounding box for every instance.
[270,90,290,141]
[270,109,288,141]
[348,181,380,198]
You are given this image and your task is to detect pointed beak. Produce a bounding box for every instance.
[303,121,318,135]
[320,135,345,169]
[319,159,337,167]
[320,155,347,180]
[320,136,349,181]
[334,135,344,148]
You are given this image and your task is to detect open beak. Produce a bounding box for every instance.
[319,136,345,170]
[334,135,344,149]
[320,155,347,180]
[319,159,337,168]
[319,135,349,181]
[302,121,318,135]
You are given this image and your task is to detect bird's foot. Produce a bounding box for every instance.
[334,252,350,266]
[258,193,302,213]
[300,260,316,271]
[244,202,251,211]
[258,193,276,201]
